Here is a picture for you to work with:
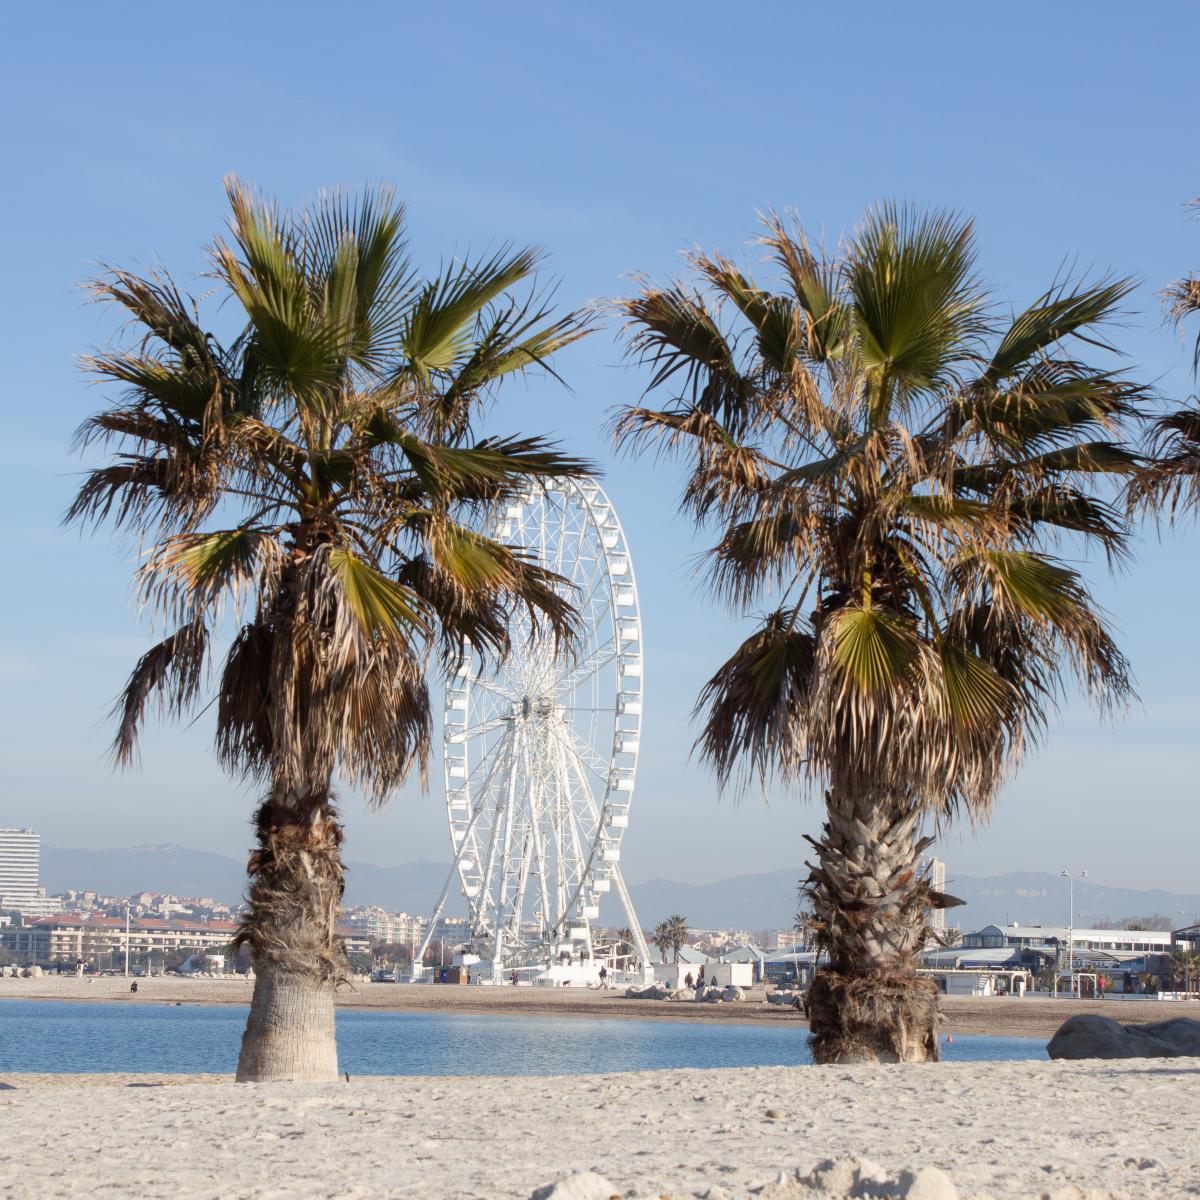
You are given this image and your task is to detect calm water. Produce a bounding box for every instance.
[0,1000,1045,1075]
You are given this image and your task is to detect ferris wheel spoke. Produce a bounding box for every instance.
[553,639,617,698]
[470,677,519,701]
[447,715,508,745]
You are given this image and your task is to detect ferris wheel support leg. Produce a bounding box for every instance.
[411,862,464,981]
[609,862,654,982]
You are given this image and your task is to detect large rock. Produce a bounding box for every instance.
[767,990,802,1006]
[624,984,672,1001]
[721,984,744,1002]
[529,1170,618,1200]
[1048,1014,1200,1059]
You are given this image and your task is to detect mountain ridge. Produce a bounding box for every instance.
[40,844,1200,931]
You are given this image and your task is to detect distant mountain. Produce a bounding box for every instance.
[41,844,1200,933]
[41,844,461,915]
[626,869,1200,932]
[43,844,249,904]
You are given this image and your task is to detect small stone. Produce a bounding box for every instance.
[764,1108,783,1120]
[529,1170,620,1200]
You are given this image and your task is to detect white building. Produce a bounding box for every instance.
[0,828,51,915]
[962,923,1174,961]
[927,857,946,934]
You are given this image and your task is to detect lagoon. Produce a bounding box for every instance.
[0,1000,1045,1075]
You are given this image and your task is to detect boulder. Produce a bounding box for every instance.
[529,1170,618,1200]
[767,990,801,1006]
[721,985,744,1002]
[624,984,672,1001]
[23,965,42,978]
[1047,1014,1200,1060]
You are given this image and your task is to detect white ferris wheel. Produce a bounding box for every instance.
[413,478,653,983]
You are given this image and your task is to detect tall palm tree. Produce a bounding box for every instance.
[614,206,1144,1062]
[69,179,594,1080]
[1129,203,1200,519]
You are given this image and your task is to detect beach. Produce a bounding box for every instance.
[0,973,1192,1039]
[1,1059,1196,1199]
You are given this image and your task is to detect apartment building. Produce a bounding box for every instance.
[0,828,48,914]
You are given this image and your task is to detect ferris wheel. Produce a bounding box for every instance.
[413,478,652,983]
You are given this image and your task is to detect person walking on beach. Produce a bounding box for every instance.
[684,971,694,989]
[511,969,518,986]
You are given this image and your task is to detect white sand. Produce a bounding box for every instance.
[1,1061,1196,1199]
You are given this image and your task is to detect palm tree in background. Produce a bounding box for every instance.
[664,914,688,962]
[653,921,673,964]
[69,178,594,1081]
[615,205,1144,1061]
[1128,198,1200,520]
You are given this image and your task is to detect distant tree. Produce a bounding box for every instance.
[1115,915,1174,932]
[373,941,414,965]
[1170,947,1200,994]
[793,895,819,952]
[664,914,688,962]
[652,921,673,964]
[931,927,962,949]
[422,939,455,968]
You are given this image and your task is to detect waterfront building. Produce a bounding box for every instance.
[2,913,239,964]
[961,923,1174,959]
[0,828,50,915]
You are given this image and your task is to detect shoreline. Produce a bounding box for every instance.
[2,974,1194,1038]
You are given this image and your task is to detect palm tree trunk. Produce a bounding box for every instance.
[803,786,939,1064]
[234,791,347,1082]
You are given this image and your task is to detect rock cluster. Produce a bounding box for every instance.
[622,983,745,1003]
[530,1159,961,1200]
[1047,1014,1200,1059]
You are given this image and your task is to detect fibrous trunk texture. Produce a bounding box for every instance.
[804,787,939,1064]
[234,792,347,1082]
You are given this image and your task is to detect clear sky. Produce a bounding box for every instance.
[1,3,1197,896]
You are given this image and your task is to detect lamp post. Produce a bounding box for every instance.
[1061,869,1087,993]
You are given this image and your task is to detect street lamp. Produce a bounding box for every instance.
[1061,869,1087,992]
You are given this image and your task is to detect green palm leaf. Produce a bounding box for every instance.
[831,606,920,693]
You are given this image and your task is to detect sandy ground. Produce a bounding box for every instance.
[1,1061,1197,1199]
[1,973,1194,1038]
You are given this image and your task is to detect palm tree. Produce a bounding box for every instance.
[614,205,1143,1062]
[69,178,594,1080]
[664,914,688,962]
[1129,202,1200,519]
[652,921,673,964]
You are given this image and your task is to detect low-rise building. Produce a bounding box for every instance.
[961,923,1174,962]
[1,914,239,965]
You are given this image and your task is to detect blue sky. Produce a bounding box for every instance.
[1,4,1197,899]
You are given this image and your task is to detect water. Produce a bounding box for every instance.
[0,1000,1045,1075]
